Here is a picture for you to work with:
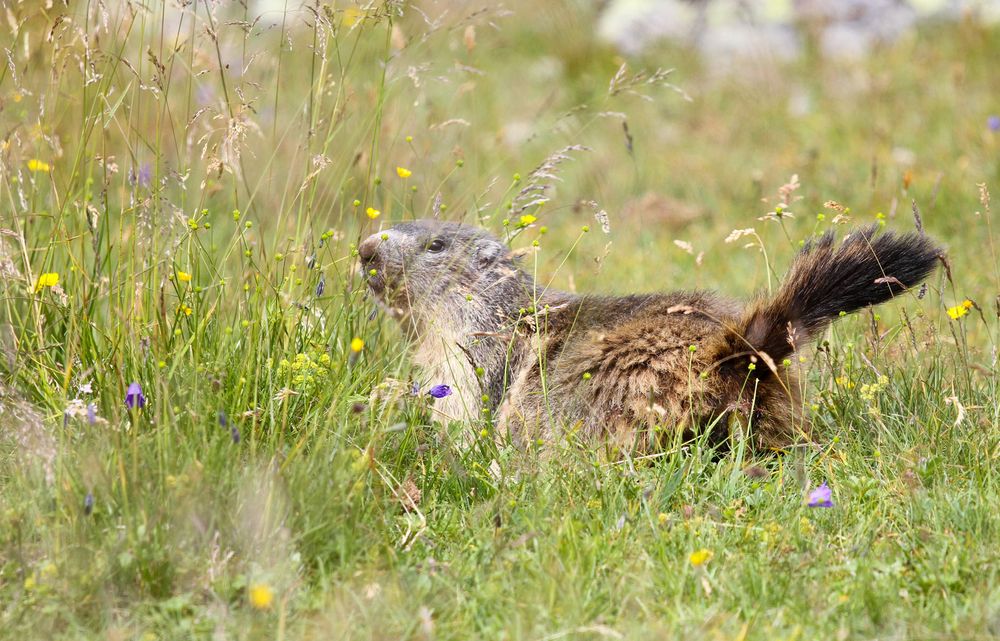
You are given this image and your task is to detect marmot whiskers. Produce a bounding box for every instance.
[359,221,940,452]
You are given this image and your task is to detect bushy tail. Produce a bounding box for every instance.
[723,225,941,373]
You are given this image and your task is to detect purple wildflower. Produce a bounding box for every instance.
[217,410,239,442]
[427,384,452,399]
[84,492,94,516]
[315,273,325,297]
[87,403,97,425]
[807,482,834,508]
[138,163,152,188]
[125,382,146,409]
[989,115,1000,132]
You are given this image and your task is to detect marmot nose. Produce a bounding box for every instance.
[358,236,379,263]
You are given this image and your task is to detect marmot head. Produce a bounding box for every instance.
[358,220,522,323]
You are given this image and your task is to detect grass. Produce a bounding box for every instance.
[1,1,999,639]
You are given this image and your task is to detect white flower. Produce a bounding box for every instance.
[64,399,88,419]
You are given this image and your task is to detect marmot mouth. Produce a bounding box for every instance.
[358,262,386,296]
[366,273,386,296]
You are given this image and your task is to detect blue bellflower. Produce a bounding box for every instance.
[807,482,834,508]
[125,382,146,409]
[427,384,452,399]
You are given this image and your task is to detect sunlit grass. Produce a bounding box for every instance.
[1,1,998,639]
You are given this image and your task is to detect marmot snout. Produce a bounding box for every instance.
[360,220,941,453]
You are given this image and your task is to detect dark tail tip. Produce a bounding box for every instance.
[736,225,942,370]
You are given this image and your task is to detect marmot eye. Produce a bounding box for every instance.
[426,239,446,253]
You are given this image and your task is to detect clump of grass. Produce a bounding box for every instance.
[1,1,999,639]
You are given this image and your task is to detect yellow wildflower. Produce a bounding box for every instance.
[342,7,363,27]
[946,300,973,320]
[12,92,22,103]
[834,376,855,390]
[859,375,890,402]
[689,548,713,567]
[27,159,50,173]
[35,272,59,292]
[350,337,364,353]
[177,270,192,282]
[366,207,380,220]
[760,521,783,544]
[40,562,57,579]
[396,166,412,178]
[518,214,537,226]
[178,304,192,316]
[277,351,331,391]
[248,583,274,610]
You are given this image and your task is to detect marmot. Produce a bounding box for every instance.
[358,220,940,452]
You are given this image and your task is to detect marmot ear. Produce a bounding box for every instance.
[474,239,504,269]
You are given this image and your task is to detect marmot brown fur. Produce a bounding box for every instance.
[358,220,940,452]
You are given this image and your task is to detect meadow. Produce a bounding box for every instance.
[1,1,999,639]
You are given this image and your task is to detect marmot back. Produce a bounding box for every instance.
[358,220,941,452]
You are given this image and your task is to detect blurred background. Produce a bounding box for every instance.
[3,0,999,301]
